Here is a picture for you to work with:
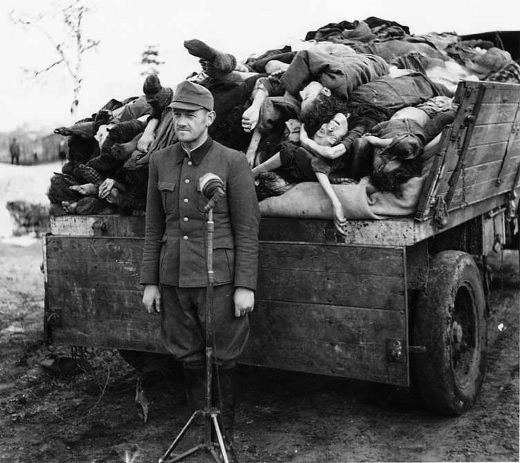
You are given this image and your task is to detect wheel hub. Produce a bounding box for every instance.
[452,321,463,351]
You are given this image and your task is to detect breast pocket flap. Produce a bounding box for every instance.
[158,181,175,192]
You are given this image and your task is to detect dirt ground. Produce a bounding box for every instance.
[0,240,518,463]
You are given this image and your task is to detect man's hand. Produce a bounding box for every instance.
[233,287,255,317]
[143,284,161,313]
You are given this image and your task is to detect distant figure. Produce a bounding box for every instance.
[58,139,67,164]
[9,138,20,165]
[33,152,38,164]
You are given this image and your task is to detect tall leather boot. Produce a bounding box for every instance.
[182,364,206,446]
[214,365,237,441]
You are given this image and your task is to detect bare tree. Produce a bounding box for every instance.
[10,0,100,121]
[140,45,165,77]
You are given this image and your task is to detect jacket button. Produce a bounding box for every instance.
[185,179,190,183]
[187,161,193,166]
[183,198,189,203]
[183,217,189,222]
[183,235,188,240]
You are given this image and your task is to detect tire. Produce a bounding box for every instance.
[412,250,487,416]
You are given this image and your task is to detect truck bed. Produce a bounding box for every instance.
[44,80,520,387]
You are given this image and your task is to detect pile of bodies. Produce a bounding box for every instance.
[47,17,520,221]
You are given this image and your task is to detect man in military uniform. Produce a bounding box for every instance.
[141,81,260,439]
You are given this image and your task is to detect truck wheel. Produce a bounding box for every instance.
[412,250,487,416]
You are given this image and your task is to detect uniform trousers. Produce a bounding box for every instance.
[160,283,249,368]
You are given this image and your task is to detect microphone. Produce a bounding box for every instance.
[198,173,226,212]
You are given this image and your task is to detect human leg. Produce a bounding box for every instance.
[252,152,282,177]
[184,39,237,75]
[195,284,249,440]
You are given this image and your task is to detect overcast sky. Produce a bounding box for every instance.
[1,0,518,133]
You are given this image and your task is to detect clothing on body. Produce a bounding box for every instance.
[280,49,389,99]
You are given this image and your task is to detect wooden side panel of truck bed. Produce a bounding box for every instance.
[417,81,520,220]
[45,234,410,386]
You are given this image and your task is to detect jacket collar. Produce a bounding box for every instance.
[174,137,214,165]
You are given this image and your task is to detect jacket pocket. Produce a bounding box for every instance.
[213,246,235,284]
[158,181,175,213]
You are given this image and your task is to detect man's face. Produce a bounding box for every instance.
[312,113,349,146]
[299,81,331,113]
[173,108,214,145]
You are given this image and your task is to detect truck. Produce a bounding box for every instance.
[43,78,520,417]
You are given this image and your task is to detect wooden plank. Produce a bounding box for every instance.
[257,244,405,310]
[472,82,520,104]
[437,154,520,197]
[495,104,520,184]
[50,214,146,237]
[448,171,518,210]
[445,141,508,172]
[259,242,404,276]
[257,267,404,310]
[241,302,408,386]
[249,300,405,343]
[47,284,144,314]
[437,153,520,196]
[475,103,519,125]
[467,122,515,147]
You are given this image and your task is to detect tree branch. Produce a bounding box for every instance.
[24,58,65,77]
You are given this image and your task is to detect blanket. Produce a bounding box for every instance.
[259,171,429,220]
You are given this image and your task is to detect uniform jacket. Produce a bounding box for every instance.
[140,137,260,290]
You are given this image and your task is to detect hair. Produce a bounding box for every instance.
[387,134,424,160]
[300,93,349,138]
[370,158,422,195]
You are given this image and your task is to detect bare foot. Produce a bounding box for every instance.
[61,201,78,214]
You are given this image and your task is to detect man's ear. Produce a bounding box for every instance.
[322,87,331,97]
[346,112,351,119]
[206,110,216,127]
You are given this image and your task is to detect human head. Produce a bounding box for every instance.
[172,81,215,147]
[371,157,421,194]
[382,134,424,160]
[300,85,349,140]
[299,81,331,115]
[143,74,173,108]
[371,135,424,193]
[312,113,349,147]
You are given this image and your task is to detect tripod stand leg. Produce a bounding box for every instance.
[158,410,202,463]
[223,433,239,463]
[168,444,205,463]
[211,414,230,463]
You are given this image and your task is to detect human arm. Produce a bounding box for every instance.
[245,127,263,167]
[137,118,159,152]
[227,153,261,290]
[140,154,166,286]
[362,135,394,149]
[69,183,98,195]
[233,287,255,317]
[315,172,347,236]
[142,284,161,313]
[299,124,347,159]
[242,79,269,133]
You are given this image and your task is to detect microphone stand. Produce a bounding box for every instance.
[158,207,238,463]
